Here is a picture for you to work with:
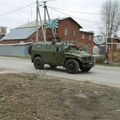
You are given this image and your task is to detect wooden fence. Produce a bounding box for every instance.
[109,50,120,62]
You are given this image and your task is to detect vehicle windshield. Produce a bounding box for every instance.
[64,45,79,52]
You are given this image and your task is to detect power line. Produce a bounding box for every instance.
[0,2,35,17]
[0,1,101,31]
[40,0,56,3]
[48,6,101,16]
[48,6,100,24]
[47,6,102,33]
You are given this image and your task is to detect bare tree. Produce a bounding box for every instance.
[101,0,120,37]
[100,0,120,63]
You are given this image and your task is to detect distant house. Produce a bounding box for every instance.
[0,17,94,54]
[108,37,120,62]
[0,27,36,44]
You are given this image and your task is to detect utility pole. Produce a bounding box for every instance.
[45,2,56,40]
[105,37,109,63]
[36,0,56,43]
[43,1,47,42]
[38,8,46,42]
[36,0,39,42]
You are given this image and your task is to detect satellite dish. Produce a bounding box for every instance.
[94,35,105,45]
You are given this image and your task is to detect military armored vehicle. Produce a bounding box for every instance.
[28,42,94,74]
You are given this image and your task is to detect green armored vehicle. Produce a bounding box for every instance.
[28,42,94,74]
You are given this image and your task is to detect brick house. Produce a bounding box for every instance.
[0,17,94,54]
[108,37,120,62]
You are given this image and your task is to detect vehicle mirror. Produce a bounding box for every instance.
[51,41,56,45]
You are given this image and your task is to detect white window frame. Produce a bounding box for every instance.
[89,35,92,40]
[82,33,85,39]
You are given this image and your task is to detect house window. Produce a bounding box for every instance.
[117,44,120,49]
[82,33,85,39]
[73,30,76,36]
[89,35,92,40]
[82,44,89,52]
[64,28,68,36]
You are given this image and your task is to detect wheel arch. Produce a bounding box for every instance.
[32,55,42,62]
[64,57,81,67]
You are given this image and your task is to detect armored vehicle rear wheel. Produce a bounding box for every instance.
[65,59,79,74]
[80,67,91,72]
[49,65,57,69]
[33,57,44,69]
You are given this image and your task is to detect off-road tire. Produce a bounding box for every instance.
[49,64,57,69]
[65,59,79,74]
[80,67,91,72]
[33,57,44,69]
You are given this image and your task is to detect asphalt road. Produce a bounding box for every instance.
[0,56,120,87]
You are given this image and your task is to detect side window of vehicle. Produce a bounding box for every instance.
[56,47,59,52]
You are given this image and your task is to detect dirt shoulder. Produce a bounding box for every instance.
[0,73,120,120]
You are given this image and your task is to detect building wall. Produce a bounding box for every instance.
[27,28,54,43]
[27,18,81,44]
[79,31,94,54]
[57,18,80,42]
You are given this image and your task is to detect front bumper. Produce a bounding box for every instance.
[82,62,94,68]
[80,56,95,67]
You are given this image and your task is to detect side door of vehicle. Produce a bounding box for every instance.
[52,46,65,65]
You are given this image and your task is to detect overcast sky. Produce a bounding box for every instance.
[0,0,112,35]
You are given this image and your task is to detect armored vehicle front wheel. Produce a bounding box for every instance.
[80,67,91,72]
[65,59,79,74]
[49,64,57,69]
[33,57,44,69]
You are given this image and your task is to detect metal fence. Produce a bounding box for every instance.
[0,43,31,57]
